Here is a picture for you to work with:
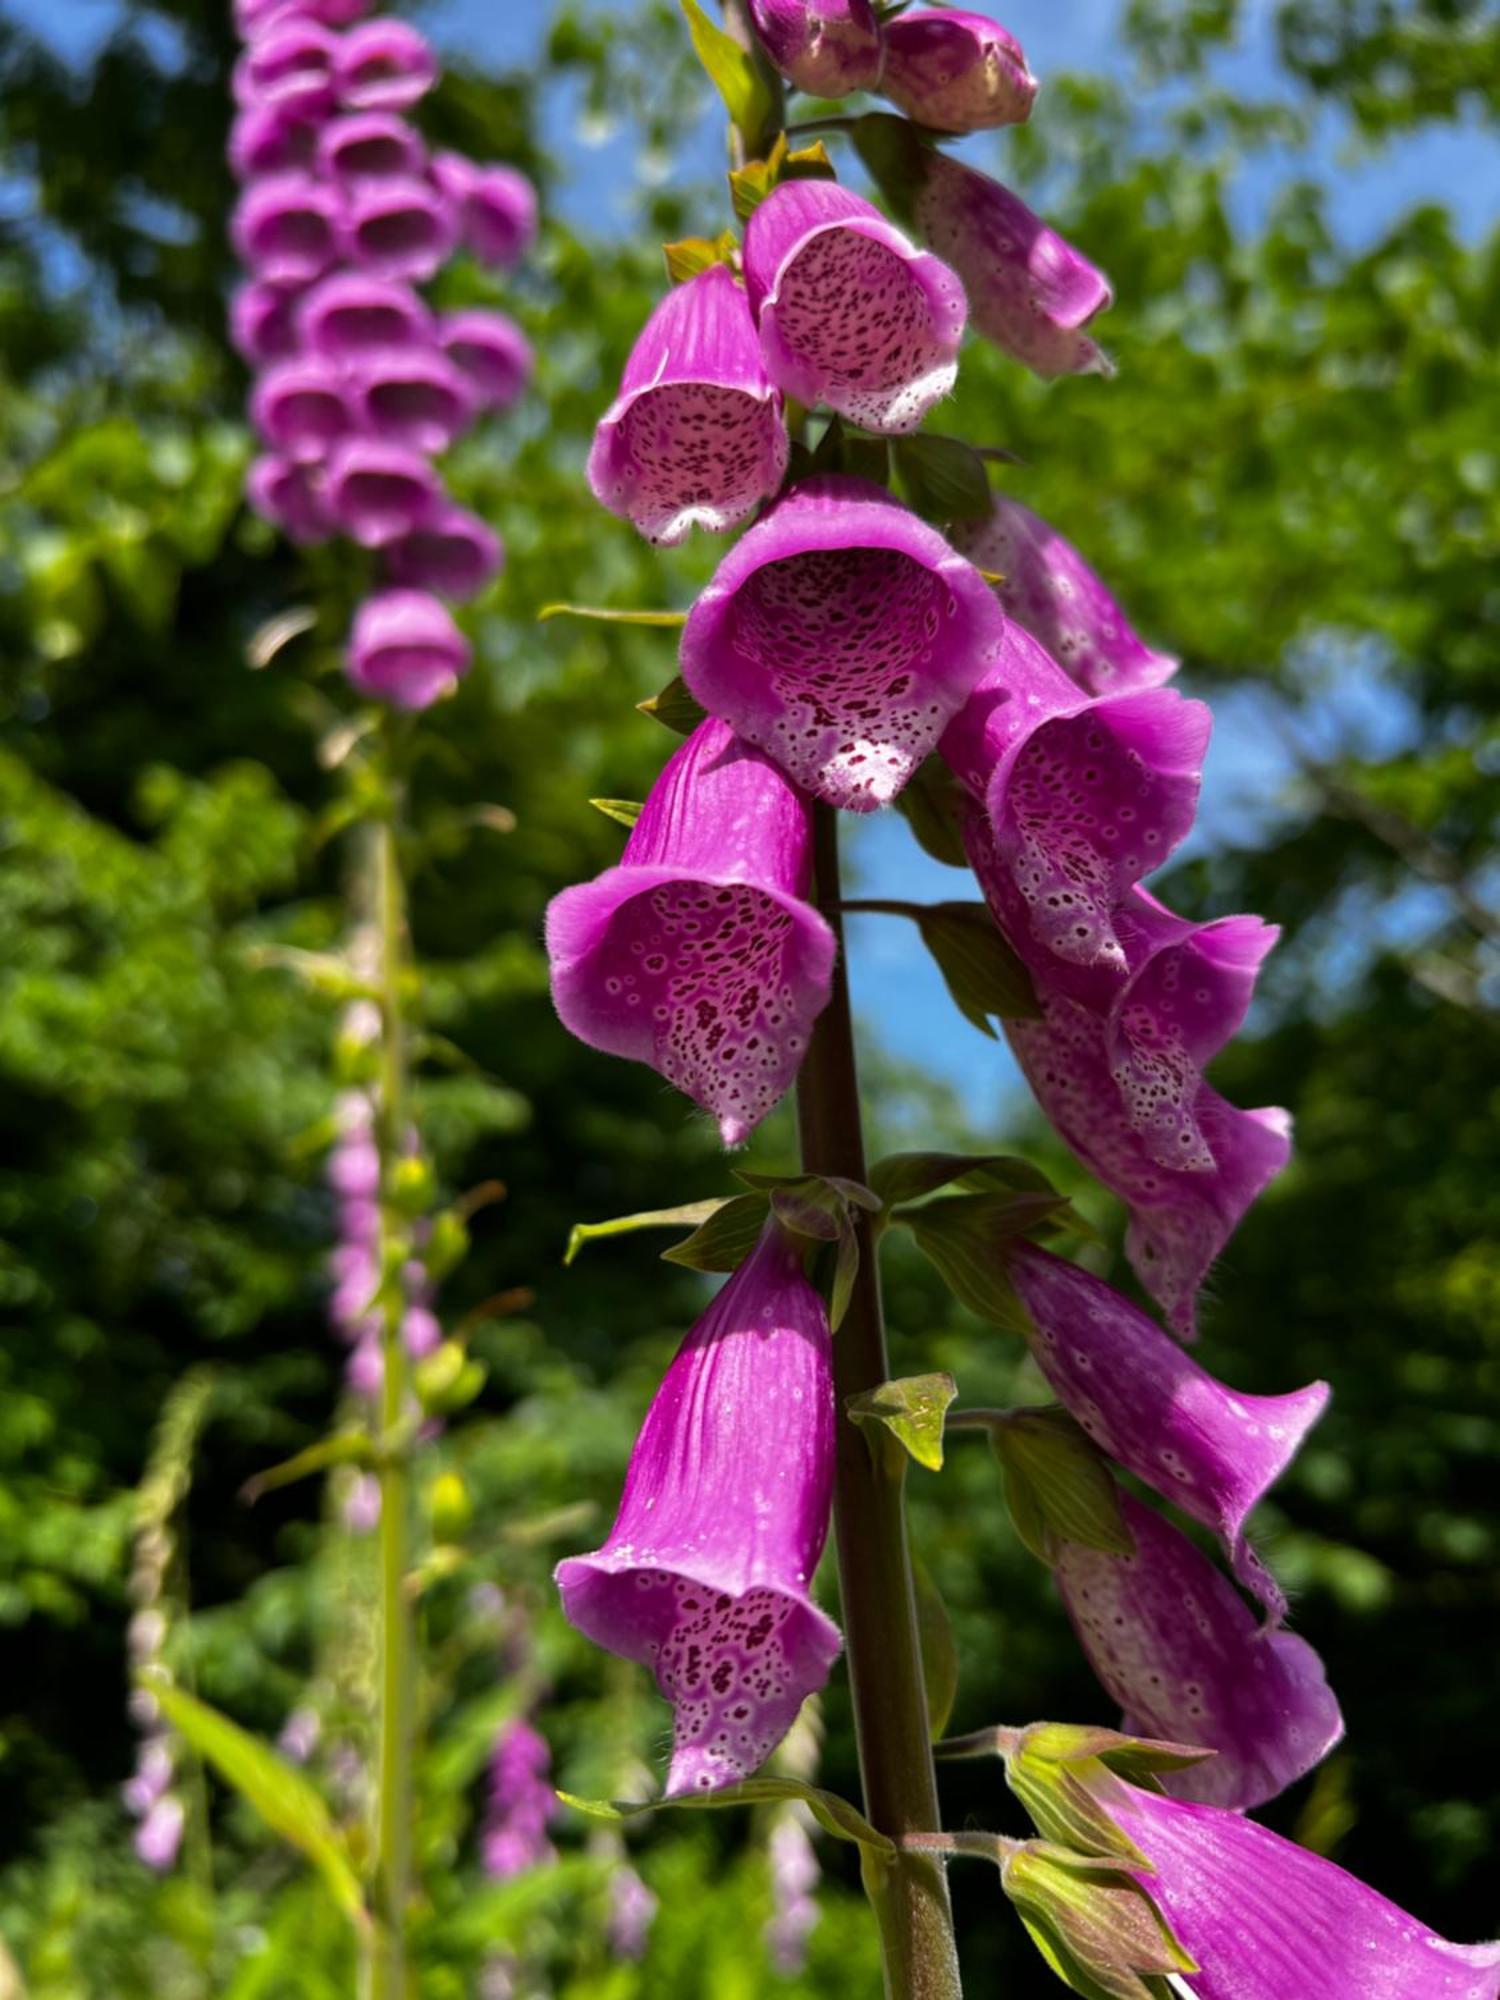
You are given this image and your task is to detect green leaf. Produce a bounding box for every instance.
[660,1191,771,1272]
[558,1774,894,1855]
[150,1684,364,1925]
[915,902,1040,1035]
[589,797,644,829]
[240,1429,374,1505]
[912,1554,960,1739]
[900,1193,1068,1330]
[989,1408,1135,1564]
[663,230,738,283]
[869,1151,1059,1211]
[847,1373,957,1472]
[893,755,971,868]
[680,0,775,156]
[538,603,688,628]
[565,1199,737,1266]
[637,674,709,736]
[893,433,995,524]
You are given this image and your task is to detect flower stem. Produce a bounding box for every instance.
[369,769,417,2000]
[797,802,963,2000]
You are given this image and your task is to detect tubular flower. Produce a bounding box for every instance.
[880,10,1036,133]
[941,623,1208,978]
[231,171,343,284]
[349,345,477,453]
[229,99,317,180]
[1008,1241,1327,1618]
[230,279,303,364]
[438,309,533,409]
[546,718,835,1145]
[246,454,334,544]
[317,110,427,184]
[324,435,440,544]
[743,180,967,433]
[747,0,884,97]
[345,588,471,709]
[556,1227,841,1796]
[249,354,359,461]
[297,271,434,359]
[430,153,538,269]
[1054,1494,1342,1812]
[334,18,438,112]
[1006,893,1292,1339]
[384,503,503,598]
[480,1719,558,1880]
[951,494,1178,696]
[910,149,1112,378]
[680,475,1007,813]
[342,174,457,281]
[588,264,789,547]
[232,17,340,118]
[1076,1766,1500,1997]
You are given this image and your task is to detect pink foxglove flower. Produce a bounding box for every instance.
[952,494,1178,696]
[236,0,369,32]
[349,345,477,454]
[743,180,966,433]
[588,264,789,546]
[880,10,1036,132]
[231,172,343,285]
[1082,1767,1500,1997]
[246,454,335,544]
[384,503,503,599]
[747,0,884,97]
[765,1813,821,1973]
[343,175,457,282]
[229,99,317,180]
[941,623,1208,978]
[346,588,471,708]
[230,279,303,365]
[249,354,359,463]
[546,719,835,1145]
[1053,1494,1342,1812]
[325,436,440,544]
[438,309,533,410]
[556,1227,841,1795]
[298,271,435,360]
[232,17,339,119]
[317,110,427,185]
[431,153,538,269]
[1008,1242,1327,1618]
[481,1719,557,1880]
[607,1865,658,1959]
[681,475,1006,812]
[334,19,438,113]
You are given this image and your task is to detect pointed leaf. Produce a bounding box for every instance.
[663,231,738,283]
[894,433,994,524]
[847,1373,956,1472]
[240,1429,374,1504]
[917,902,1040,1034]
[991,1408,1135,1564]
[680,0,775,156]
[637,674,709,737]
[558,1775,894,1855]
[912,1554,960,1739]
[894,755,971,868]
[589,797,644,829]
[660,1191,771,1272]
[565,1199,735,1266]
[900,1193,1068,1331]
[869,1151,1058,1211]
[539,602,687,628]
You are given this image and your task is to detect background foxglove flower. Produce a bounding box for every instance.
[346,588,471,708]
[297,271,434,358]
[480,1719,557,1879]
[431,153,538,268]
[680,475,1007,812]
[231,171,343,284]
[318,109,427,184]
[246,453,334,543]
[349,345,477,452]
[747,0,884,98]
[384,503,503,598]
[880,9,1036,133]
[334,18,438,113]
[325,436,440,544]
[249,353,359,462]
[342,175,456,281]
[438,309,533,409]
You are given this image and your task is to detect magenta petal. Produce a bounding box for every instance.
[317,110,426,184]
[546,720,835,1145]
[334,19,438,113]
[231,172,342,286]
[343,175,456,282]
[556,1228,841,1795]
[346,588,471,709]
[680,475,1008,812]
[228,100,317,180]
[911,152,1111,378]
[747,0,884,96]
[246,453,334,545]
[431,154,537,268]
[589,265,789,546]
[880,9,1036,132]
[1104,1779,1500,1997]
[250,355,358,463]
[438,309,533,411]
[349,345,477,453]
[953,496,1177,696]
[744,180,967,433]
[383,503,503,599]
[297,272,434,361]
[1010,1243,1327,1617]
[1054,1496,1342,1811]
[230,279,303,366]
[232,19,339,117]
[325,438,440,546]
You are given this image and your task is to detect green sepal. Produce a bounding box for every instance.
[893,433,994,524]
[589,797,644,829]
[847,1372,957,1472]
[660,1192,772,1272]
[637,674,709,736]
[869,1151,1059,1212]
[729,134,837,220]
[912,1553,960,1740]
[414,1341,487,1415]
[565,1198,741,1266]
[893,754,971,867]
[421,1207,470,1282]
[663,230,738,283]
[679,0,777,158]
[733,1172,878,1328]
[988,1408,1135,1566]
[538,602,687,628]
[239,1428,375,1505]
[558,1775,894,1856]
[1020,1723,1217,1790]
[898,1192,1072,1331]
[1002,1843,1196,2000]
[913,902,1040,1035]
[148,1683,365,1926]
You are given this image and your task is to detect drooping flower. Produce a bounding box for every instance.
[941,623,1208,979]
[438,309,533,410]
[229,99,318,180]
[345,588,471,708]
[557,1226,840,1795]
[342,174,457,282]
[546,718,835,1145]
[588,264,789,547]
[384,502,503,598]
[1053,1493,1342,1811]
[1008,1241,1327,1617]
[231,171,343,285]
[880,9,1036,132]
[134,1792,187,1872]
[1070,1764,1500,1998]
[317,110,427,185]
[324,436,440,545]
[333,18,438,113]
[743,180,967,433]
[680,475,1007,813]
[607,1864,658,1959]
[951,494,1178,696]
[245,454,334,544]
[747,0,884,97]
[249,354,359,462]
[230,279,304,365]
[480,1718,557,1880]
[348,344,476,453]
[430,153,538,269]
[232,16,340,119]
[297,271,435,360]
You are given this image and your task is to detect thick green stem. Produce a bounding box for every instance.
[369,791,417,2000]
[797,803,962,2000]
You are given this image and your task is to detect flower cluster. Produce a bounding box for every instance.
[229,0,533,708]
[480,1717,558,1881]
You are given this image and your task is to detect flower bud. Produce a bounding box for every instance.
[881,10,1036,132]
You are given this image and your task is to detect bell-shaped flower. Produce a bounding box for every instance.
[235,0,368,39]
[1006,893,1291,1339]
[346,588,471,709]
[747,0,884,97]
[588,264,789,547]
[228,99,317,180]
[941,623,1208,978]
[438,309,533,410]
[1009,1241,1327,1617]
[556,1225,841,1795]
[317,109,427,184]
[481,1719,557,1880]
[334,19,438,113]
[324,436,440,545]
[246,453,335,545]
[249,355,359,464]
[1074,1764,1500,1997]
[952,494,1178,696]
[743,180,966,433]
[680,474,1007,812]
[343,175,457,282]
[880,9,1036,132]
[230,279,303,366]
[384,502,503,599]
[910,150,1111,377]
[1052,1494,1343,1813]
[231,172,343,286]
[232,17,339,118]
[348,345,477,454]
[430,153,538,269]
[298,271,434,361]
[546,718,835,1145]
